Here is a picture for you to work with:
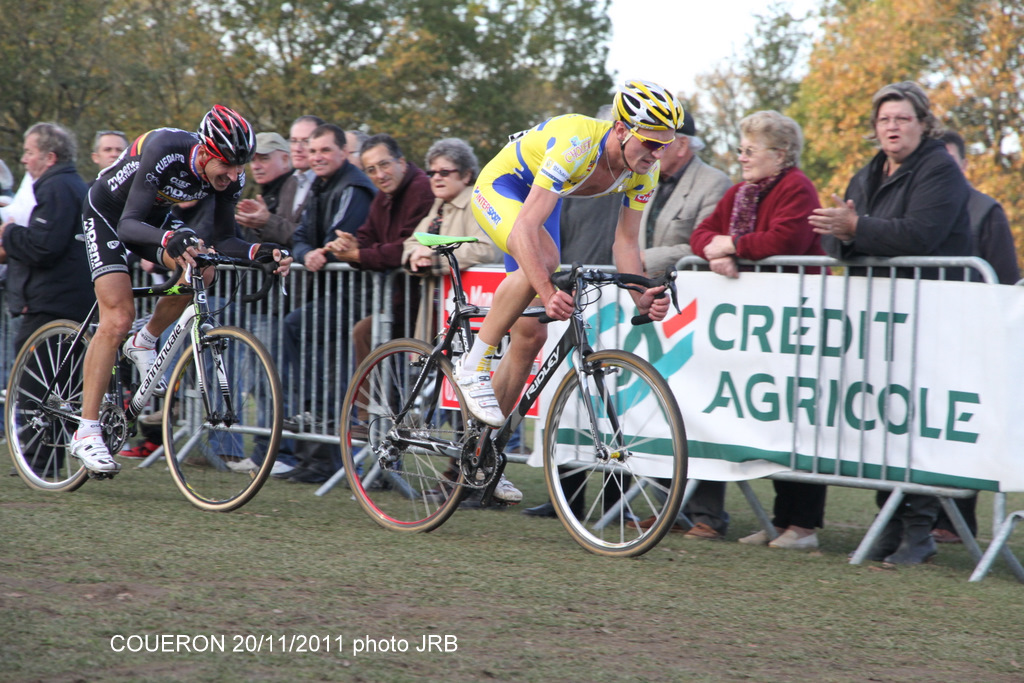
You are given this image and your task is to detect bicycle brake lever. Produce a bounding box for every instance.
[665,269,681,314]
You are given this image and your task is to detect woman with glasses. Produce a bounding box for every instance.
[402,137,500,340]
[808,81,973,273]
[689,110,824,279]
[809,81,972,565]
[690,110,828,551]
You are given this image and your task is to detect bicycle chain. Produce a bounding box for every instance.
[369,427,499,492]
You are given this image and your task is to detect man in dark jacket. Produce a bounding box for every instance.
[0,122,94,351]
[276,124,377,478]
[290,124,377,270]
[281,133,434,483]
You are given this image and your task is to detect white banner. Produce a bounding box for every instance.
[529,270,1024,493]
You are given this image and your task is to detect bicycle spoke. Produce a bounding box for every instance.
[341,339,468,532]
[6,322,90,491]
[163,327,282,511]
[545,350,687,557]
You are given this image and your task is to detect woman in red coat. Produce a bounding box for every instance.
[690,110,827,550]
[690,110,823,278]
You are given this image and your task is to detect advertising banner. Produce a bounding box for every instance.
[533,269,1024,492]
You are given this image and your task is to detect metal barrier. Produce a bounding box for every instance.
[674,254,1023,581]
[131,263,422,472]
[3,254,1021,581]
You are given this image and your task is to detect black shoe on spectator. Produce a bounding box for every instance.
[522,501,558,518]
[286,465,334,484]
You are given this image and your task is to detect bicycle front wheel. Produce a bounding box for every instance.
[544,349,687,557]
[163,326,282,511]
[5,320,90,491]
[341,338,468,532]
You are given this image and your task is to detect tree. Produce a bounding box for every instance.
[166,0,614,164]
[793,0,1023,264]
[692,1,814,177]
[0,0,114,160]
[0,0,614,181]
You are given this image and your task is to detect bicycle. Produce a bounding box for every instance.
[340,232,688,557]
[5,252,285,511]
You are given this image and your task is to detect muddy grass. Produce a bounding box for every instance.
[2,456,1023,682]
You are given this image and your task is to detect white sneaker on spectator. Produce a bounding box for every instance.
[122,333,166,395]
[226,457,259,473]
[493,474,522,504]
[270,461,295,476]
[454,360,504,427]
[69,433,121,473]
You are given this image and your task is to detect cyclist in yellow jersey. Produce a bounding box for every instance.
[459,79,684,430]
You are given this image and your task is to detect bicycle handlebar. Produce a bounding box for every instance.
[542,263,681,326]
[423,238,680,327]
[157,250,290,304]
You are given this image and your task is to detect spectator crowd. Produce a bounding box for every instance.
[1,79,1017,566]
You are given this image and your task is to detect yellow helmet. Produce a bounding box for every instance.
[612,79,684,131]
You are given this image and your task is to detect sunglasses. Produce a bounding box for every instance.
[426,168,460,178]
[628,127,672,153]
[734,145,781,158]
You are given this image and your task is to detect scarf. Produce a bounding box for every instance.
[728,167,790,238]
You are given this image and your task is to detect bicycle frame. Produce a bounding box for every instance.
[29,265,228,445]
[388,251,615,469]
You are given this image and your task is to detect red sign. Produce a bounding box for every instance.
[440,268,541,417]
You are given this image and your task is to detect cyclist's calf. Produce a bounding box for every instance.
[493,316,547,414]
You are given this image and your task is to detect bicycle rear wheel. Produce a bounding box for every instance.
[5,320,90,491]
[544,349,687,557]
[163,326,282,511]
[341,338,468,532]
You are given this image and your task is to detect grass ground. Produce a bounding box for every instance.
[2,443,1023,683]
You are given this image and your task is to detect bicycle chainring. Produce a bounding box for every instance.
[459,430,500,490]
[99,398,129,454]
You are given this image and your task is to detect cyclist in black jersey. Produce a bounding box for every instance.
[71,105,293,473]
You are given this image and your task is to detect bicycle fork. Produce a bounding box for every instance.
[574,352,626,464]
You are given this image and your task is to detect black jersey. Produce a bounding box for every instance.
[87,127,250,258]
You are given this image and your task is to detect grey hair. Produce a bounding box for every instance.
[347,129,369,151]
[25,122,77,165]
[292,114,326,128]
[739,110,803,168]
[425,138,479,183]
[868,81,942,139]
[92,130,129,153]
[686,135,706,153]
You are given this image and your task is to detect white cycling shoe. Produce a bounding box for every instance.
[122,333,166,395]
[455,360,505,427]
[493,475,523,504]
[69,433,121,473]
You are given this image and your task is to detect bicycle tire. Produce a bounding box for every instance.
[5,320,90,492]
[544,349,687,557]
[340,338,468,532]
[162,326,282,511]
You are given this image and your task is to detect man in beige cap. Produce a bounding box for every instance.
[236,131,298,245]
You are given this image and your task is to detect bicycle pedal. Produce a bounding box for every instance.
[86,470,119,480]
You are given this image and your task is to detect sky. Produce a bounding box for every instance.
[605,0,819,99]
